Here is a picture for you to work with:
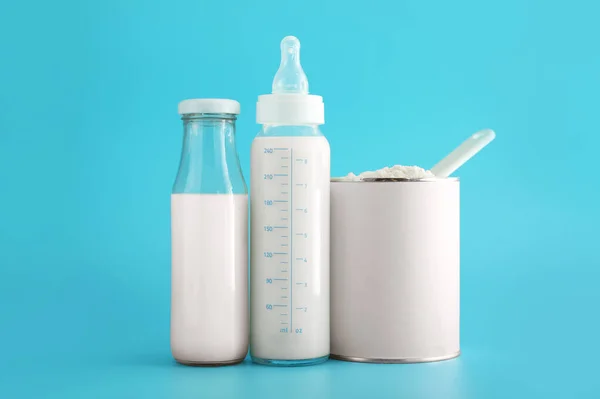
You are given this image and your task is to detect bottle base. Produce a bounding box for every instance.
[174,357,245,367]
[251,354,329,367]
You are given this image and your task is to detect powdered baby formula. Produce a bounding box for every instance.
[338,165,434,181]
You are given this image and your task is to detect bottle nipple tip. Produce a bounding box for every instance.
[281,36,300,47]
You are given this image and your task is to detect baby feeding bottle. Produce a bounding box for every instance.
[250,36,331,366]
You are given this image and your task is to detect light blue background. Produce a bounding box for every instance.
[1,0,598,397]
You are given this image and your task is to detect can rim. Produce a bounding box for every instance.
[330,351,461,364]
[330,177,460,183]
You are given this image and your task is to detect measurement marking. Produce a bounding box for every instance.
[274,252,288,255]
[274,148,289,151]
[273,226,287,229]
[296,282,305,285]
[295,183,304,186]
[281,235,288,237]
[281,296,288,299]
[281,156,289,159]
[295,208,304,211]
[290,148,294,333]
[280,209,288,212]
[295,233,304,236]
[280,322,288,324]
[280,261,288,264]
[295,257,304,260]
[280,313,288,315]
[281,191,289,194]
[281,166,289,168]
[273,304,287,307]
[281,243,288,246]
[274,174,288,177]
[281,218,288,221]
[281,287,288,290]
[281,269,288,272]
[296,307,305,310]
[273,279,287,281]
[274,200,288,203]
[296,158,305,162]
[281,183,289,186]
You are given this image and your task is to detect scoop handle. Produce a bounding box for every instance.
[430,129,496,178]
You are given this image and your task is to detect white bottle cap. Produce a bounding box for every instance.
[256,36,324,125]
[178,98,240,115]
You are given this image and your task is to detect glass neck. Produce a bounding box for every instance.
[173,113,247,194]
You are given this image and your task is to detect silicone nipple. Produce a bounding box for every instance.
[272,36,309,94]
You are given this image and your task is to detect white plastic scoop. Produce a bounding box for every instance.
[430,129,496,177]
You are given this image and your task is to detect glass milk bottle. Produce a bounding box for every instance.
[171,99,248,365]
[250,36,330,366]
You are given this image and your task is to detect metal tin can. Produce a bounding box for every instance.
[330,178,460,363]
